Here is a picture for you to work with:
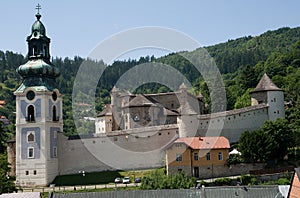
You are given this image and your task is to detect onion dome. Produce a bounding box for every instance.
[31,13,46,36]
[15,8,60,93]
[16,59,60,78]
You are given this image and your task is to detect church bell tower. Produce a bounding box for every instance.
[15,5,63,187]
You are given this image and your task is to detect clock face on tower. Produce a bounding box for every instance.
[26,91,35,100]
[52,92,57,101]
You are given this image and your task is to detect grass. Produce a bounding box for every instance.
[52,169,158,186]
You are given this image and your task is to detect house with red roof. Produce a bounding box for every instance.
[288,168,300,198]
[166,136,230,178]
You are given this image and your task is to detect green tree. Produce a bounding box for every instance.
[0,154,16,194]
[234,88,253,109]
[261,118,295,160]
[238,129,275,163]
[0,123,14,154]
[140,169,196,190]
[238,118,294,163]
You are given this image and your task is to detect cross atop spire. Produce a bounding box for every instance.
[36,4,41,14]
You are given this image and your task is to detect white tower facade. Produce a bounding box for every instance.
[15,9,63,187]
[250,73,285,120]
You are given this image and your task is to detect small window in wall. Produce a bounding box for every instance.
[218,152,223,160]
[206,152,211,161]
[194,152,199,161]
[176,154,182,162]
[133,115,140,122]
[274,98,276,102]
[27,132,35,142]
[28,147,34,158]
[27,105,35,122]
[26,171,29,175]
[33,170,37,175]
[53,147,57,157]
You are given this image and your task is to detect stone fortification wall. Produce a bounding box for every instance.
[179,105,269,143]
[58,125,178,175]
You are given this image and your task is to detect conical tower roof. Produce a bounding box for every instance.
[251,73,282,93]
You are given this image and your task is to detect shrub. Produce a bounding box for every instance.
[213,177,232,186]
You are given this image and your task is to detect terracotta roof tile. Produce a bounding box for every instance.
[175,136,230,149]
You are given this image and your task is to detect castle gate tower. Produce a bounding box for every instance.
[14,6,63,187]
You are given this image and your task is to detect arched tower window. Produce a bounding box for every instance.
[33,45,37,56]
[43,45,47,56]
[52,105,58,121]
[27,105,35,122]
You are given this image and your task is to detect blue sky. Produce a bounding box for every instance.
[1,0,299,61]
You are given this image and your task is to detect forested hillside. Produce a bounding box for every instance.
[0,26,300,137]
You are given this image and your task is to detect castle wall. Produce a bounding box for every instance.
[179,105,270,143]
[58,125,178,175]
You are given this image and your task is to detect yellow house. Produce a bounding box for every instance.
[166,136,230,178]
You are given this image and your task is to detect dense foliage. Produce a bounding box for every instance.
[140,169,196,189]
[238,118,295,163]
[0,154,16,193]
[0,123,15,193]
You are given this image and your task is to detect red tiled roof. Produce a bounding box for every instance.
[175,136,230,149]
